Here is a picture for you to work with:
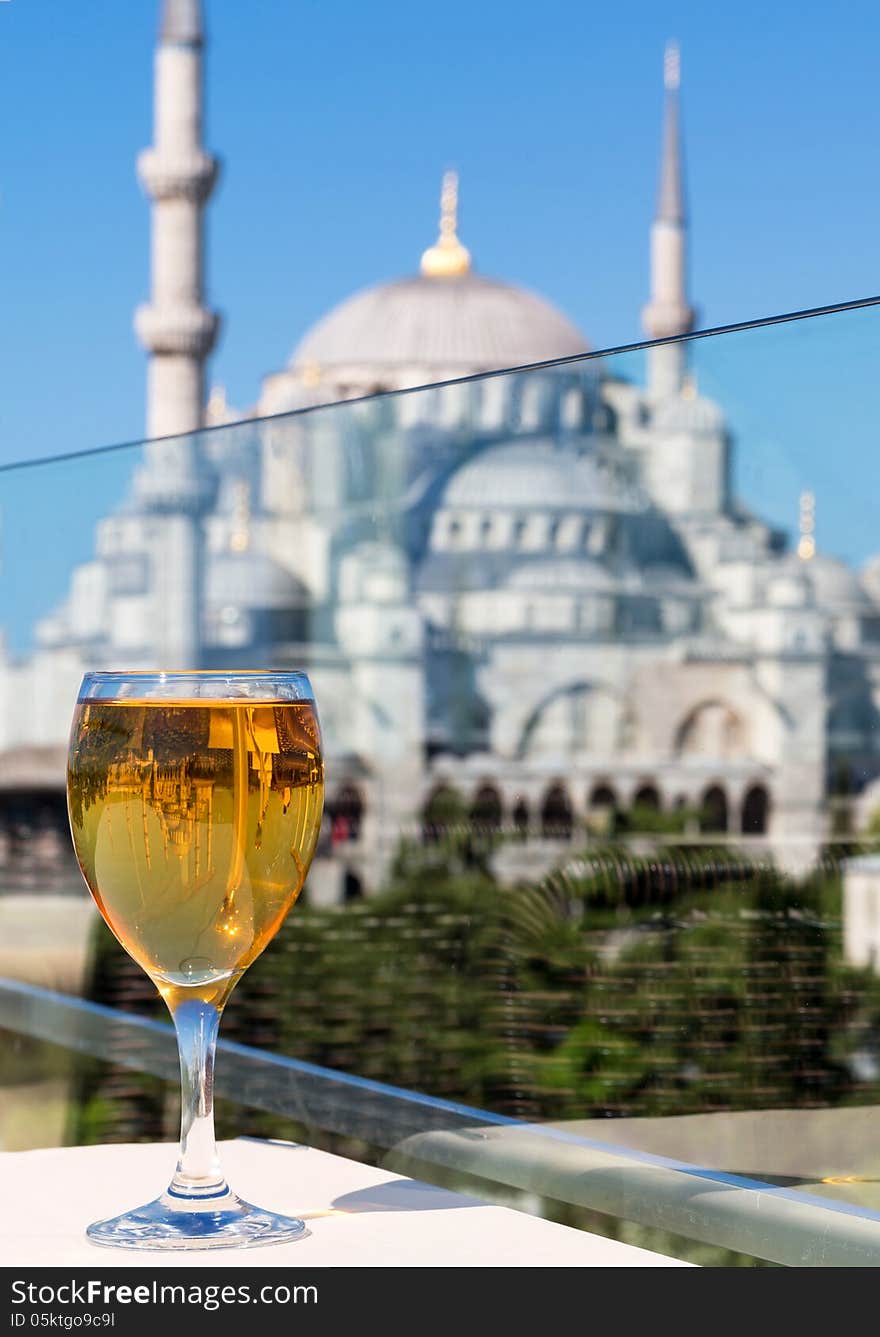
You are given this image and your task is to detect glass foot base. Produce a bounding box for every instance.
[87,1186,309,1252]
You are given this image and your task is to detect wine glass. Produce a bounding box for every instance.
[67,670,324,1250]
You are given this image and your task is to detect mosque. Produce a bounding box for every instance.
[2,0,880,896]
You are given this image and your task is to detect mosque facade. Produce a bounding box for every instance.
[3,2,880,895]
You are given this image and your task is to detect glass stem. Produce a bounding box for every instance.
[169,998,226,1199]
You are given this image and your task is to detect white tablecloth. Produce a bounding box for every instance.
[1,1140,688,1267]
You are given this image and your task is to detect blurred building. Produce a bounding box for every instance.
[3,2,880,895]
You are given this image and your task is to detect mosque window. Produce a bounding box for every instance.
[480,516,494,544]
[541,783,573,840]
[513,518,528,547]
[633,784,660,810]
[343,869,364,902]
[741,785,770,835]
[589,783,617,810]
[587,518,610,555]
[700,785,729,834]
[331,784,364,844]
[469,784,503,833]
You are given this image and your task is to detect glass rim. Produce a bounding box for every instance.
[79,670,312,677]
[76,669,315,701]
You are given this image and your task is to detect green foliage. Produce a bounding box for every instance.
[614,803,701,837]
[70,838,879,1149]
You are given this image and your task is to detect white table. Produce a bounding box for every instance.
[1,1140,688,1267]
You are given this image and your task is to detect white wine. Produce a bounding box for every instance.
[68,698,324,1008]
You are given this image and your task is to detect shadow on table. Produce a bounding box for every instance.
[331,1180,482,1214]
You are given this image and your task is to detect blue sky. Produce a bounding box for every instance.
[0,0,878,646]
[0,0,877,456]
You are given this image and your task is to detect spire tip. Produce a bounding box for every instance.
[420,170,471,278]
[664,40,680,92]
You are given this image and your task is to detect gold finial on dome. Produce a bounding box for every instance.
[420,170,471,278]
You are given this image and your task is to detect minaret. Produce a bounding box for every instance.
[641,42,695,399]
[797,490,816,562]
[135,0,220,439]
[130,0,219,669]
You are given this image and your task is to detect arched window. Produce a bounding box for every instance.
[741,785,770,835]
[343,869,364,903]
[541,783,573,840]
[512,796,530,838]
[589,783,617,810]
[633,784,660,810]
[470,784,503,833]
[701,785,728,834]
[332,784,364,844]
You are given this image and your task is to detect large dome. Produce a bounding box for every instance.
[289,274,589,376]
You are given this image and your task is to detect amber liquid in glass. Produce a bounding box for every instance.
[68,699,324,1008]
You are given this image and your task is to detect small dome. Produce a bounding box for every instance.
[442,440,640,512]
[766,558,813,608]
[206,552,307,610]
[290,274,588,376]
[775,552,869,609]
[807,553,871,608]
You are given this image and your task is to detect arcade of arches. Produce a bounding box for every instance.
[323,774,772,856]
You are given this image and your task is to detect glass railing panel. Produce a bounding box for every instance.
[2,298,880,1265]
[5,979,880,1266]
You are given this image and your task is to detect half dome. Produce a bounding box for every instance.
[206,552,307,610]
[442,440,638,512]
